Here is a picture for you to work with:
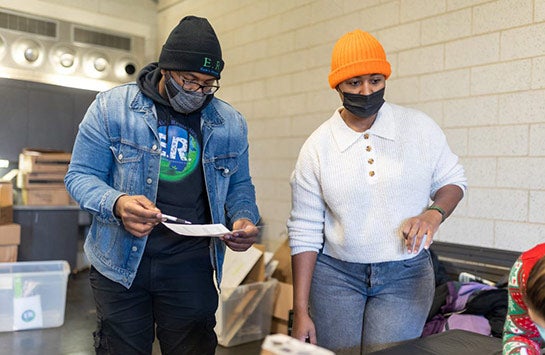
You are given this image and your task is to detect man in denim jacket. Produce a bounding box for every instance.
[65,16,260,354]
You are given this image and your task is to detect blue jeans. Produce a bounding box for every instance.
[89,249,218,355]
[310,250,434,354]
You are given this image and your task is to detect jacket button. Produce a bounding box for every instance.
[118,154,123,160]
[224,168,230,174]
[132,246,137,252]
[152,144,158,151]
[146,178,152,184]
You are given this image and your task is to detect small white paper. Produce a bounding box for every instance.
[162,222,231,237]
[0,276,12,290]
[410,233,430,253]
[13,295,43,330]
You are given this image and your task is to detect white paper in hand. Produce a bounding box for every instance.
[162,222,231,237]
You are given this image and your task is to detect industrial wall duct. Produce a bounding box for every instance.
[0,8,145,91]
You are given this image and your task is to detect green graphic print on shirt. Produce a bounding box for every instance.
[158,123,201,182]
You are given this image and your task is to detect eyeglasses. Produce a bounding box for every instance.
[172,72,220,95]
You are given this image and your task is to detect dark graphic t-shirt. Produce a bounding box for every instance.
[145,103,211,256]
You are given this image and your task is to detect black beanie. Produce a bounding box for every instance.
[159,15,224,79]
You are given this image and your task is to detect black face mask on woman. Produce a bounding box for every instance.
[342,87,385,118]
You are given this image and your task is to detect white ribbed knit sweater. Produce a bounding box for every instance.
[287,103,467,263]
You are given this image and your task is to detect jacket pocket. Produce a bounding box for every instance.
[213,155,239,177]
[109,143,144,193]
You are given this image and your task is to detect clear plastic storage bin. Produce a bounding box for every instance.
[216,279,278,347]
[0,260,70,331]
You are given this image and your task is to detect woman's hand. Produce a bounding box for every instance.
[401,210,442,253]
[291,310,317,344]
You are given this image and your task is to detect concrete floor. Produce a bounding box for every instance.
[0,270,263,354]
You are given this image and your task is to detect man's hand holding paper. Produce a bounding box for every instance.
[221,218,259,252]
[161,217,260,252]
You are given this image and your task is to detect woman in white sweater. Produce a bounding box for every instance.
[287,29,467,353]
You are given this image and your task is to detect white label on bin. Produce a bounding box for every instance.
[0,276,12,290]
[13,295,43,330]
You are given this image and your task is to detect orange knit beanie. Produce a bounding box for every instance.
[328,30,391,89]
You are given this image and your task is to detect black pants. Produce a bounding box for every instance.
[89,251,218,355]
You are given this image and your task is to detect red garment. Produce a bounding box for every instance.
[503,243,545,355]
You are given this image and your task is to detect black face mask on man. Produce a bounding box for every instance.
[341,87,385,119]
[164,73,207,114]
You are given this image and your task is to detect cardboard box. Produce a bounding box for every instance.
[0,205,13,225]
[273,282,293,321]
[17,172,66,189]
[0,245,18,262]
[0,182,13,207]
[0,224,21,246]
[216,279,278,347]
[18,149,71,173]
[271,239,292,284]
[270,239,293,335]
[270,316,289,335]
[0,260,70,331]
[0,224,21,263]
[271,281,293,334]
[21,188,72,206]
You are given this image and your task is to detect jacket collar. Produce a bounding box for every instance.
[201,98,225,126]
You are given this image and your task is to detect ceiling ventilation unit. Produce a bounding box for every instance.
[0,9,145,91]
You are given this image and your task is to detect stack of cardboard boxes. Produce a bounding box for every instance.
[270,239,294,335]
[17,148,72,205]
[0,181,21,262]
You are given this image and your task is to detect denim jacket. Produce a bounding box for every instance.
[65,83,259,288]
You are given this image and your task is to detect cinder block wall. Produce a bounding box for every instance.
[158,0,545,252]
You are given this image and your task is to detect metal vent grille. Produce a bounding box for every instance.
[0,10,57,38]
[74,27,131,51]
